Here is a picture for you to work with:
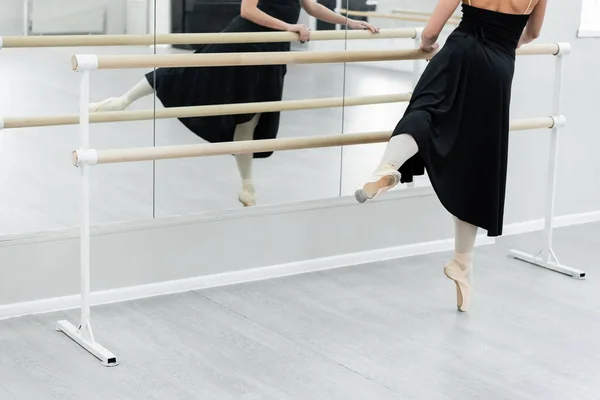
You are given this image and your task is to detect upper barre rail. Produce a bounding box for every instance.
[0,29,417,49]
[73,117,558,166]
[2,93,411,129]
[338,8,461,24]
[72,43,566,71]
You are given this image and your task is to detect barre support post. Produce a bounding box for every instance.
[57,68,119,366]
[508,42,585,280]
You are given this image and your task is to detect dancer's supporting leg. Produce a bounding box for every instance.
[444,216,478,312]
[355,133,418,203]
[233,113,261,207]
[90,78,154,112]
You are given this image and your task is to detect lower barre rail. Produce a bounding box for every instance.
[1,93,411,129]
[73,117,556,166]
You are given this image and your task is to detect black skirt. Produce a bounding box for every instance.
[146,0,301,158]
[394,5,529,236]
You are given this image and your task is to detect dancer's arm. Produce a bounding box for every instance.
[518,0,547,47]
[421,0,461,51]
[240,0,310,42]
[300,0,379,33]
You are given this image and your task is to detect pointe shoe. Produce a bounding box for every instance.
[444,255,472,312]
[238,184,256,207]
[355,162,401,203]
[89,97,128,112]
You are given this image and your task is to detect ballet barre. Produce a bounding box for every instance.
[71,117,556,166]
[338,9,461,25]
[60,41,582,368]
[70,43,561,71]
[1,93,411,129]
[0,29,417,49]
[72,49,433,70]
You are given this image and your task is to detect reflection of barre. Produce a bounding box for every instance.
[73,117,557,166]
[338,9,461,24]
[2,93,411,129]
[392,8,461,19]
[72,43,561,71]
[0,28,417,48]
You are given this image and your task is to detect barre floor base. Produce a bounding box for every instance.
[56,320,119,367]
[508,249,586,279]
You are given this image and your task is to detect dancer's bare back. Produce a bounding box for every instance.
[462,0,540,15]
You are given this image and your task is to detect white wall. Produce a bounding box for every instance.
[0,0,127,35]
[0,0,26,36]
[149,0,171,35]
[0,189,454,309]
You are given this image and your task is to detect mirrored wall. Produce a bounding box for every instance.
[0,0,451,236]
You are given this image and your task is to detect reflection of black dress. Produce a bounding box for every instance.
[394,5,529,237]
[146,0,301,158]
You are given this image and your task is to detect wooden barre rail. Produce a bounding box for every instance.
[2,93,411,129]
[0,29,416,49]
[72,43,560,71]
[338,9,461,24]
[391,8,461,18]
[73,48,431,70]
[74,117,555,166]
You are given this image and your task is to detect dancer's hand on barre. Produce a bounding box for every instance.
[346,19,380,33]
[419,40,439,53]
[287,24,311,43]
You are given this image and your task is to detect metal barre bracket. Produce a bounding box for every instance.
[551,115,566,127]
[556,42,572,56]
[72,149,98,167]
[72,54,99,72]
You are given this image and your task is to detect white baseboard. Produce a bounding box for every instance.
[1,209,597,321]
[502,210,600,236]
[0,234,493,321]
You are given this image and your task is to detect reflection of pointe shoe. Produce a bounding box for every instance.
[444,254,472,312]
[355,162,401,203]
[238,184,256,207]
[89,97,128,112]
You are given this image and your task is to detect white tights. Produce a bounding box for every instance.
[122,78,155,107]
[379,133,479,261]
[233,114,261,190]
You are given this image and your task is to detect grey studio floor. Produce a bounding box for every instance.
[0,222,599,400]
[0,44,431,236]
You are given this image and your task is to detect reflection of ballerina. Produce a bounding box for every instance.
[90,0,378,207]
[354,0,546,311]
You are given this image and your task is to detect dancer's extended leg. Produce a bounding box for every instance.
[355,133,418,203]
[89,78,154,112]
[234,114,261,207]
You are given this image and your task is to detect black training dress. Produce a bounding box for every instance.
[395,4,529,237]
[146,0,301,158]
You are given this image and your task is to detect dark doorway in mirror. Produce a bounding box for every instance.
[171,0,242,50]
